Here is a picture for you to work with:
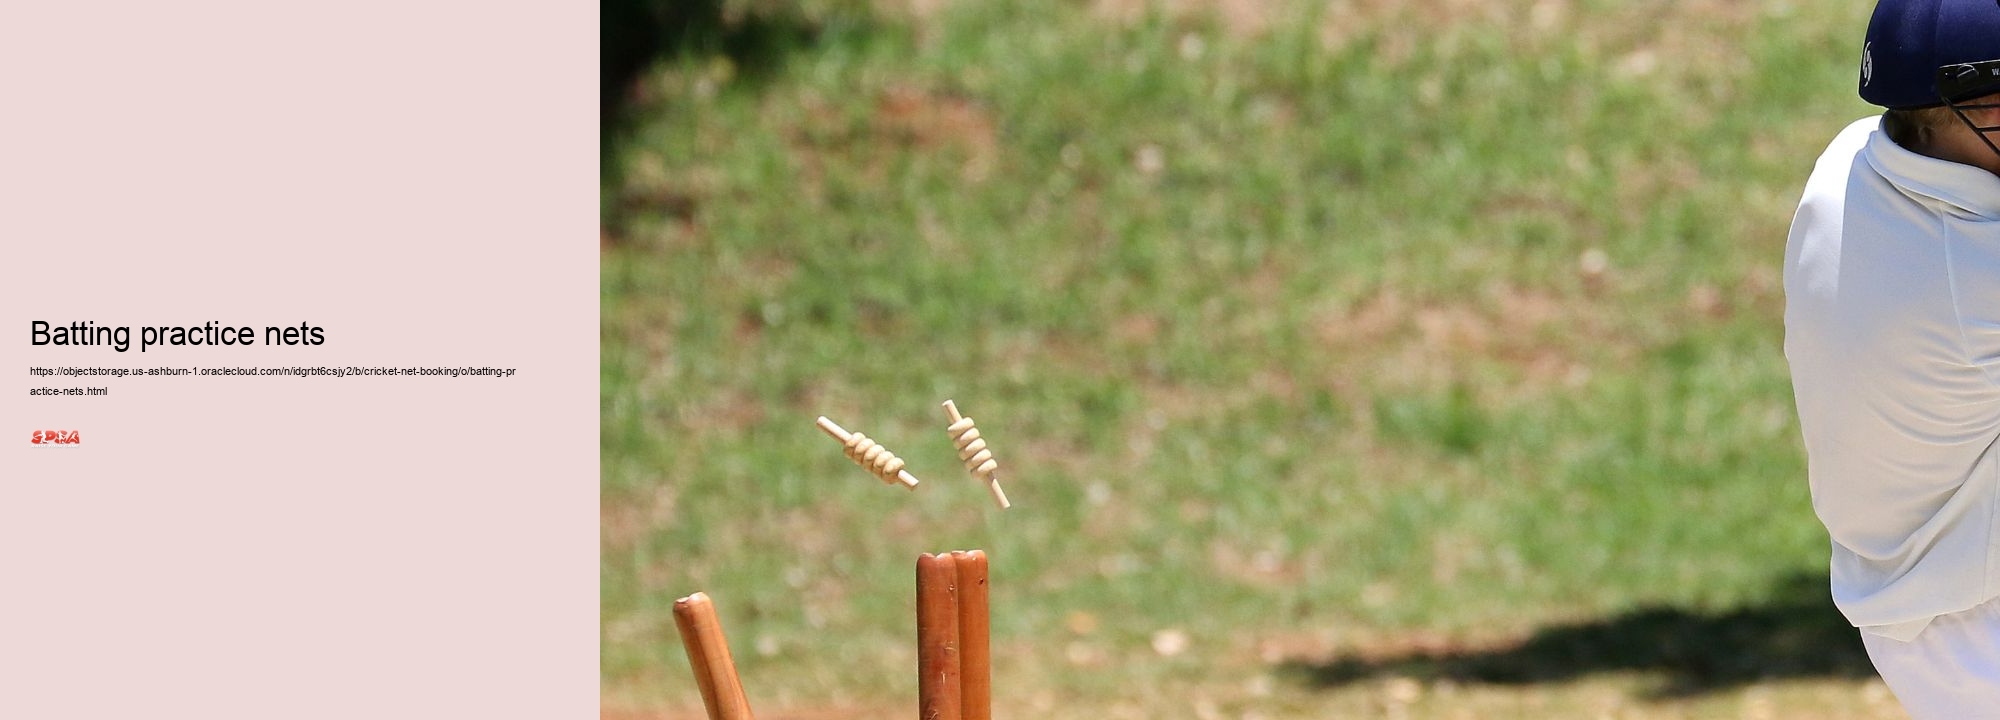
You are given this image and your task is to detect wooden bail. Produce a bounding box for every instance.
[673,592,757,720]
[816,416,920,489]
[951,550,991,720]
[942,401,1010,509]
[917,553,963,720]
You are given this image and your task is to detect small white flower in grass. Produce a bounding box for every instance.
[1615,49,1658,79]
[1136,144,1166,175]
[1578,247,1609,278]
[1385,676,1422,704]
[1151,628,1189,657]
[1179,33,1206,61]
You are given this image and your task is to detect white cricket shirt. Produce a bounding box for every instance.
[1785,116,2000,641]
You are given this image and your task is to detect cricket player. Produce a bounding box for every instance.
[1785,0,2000,715]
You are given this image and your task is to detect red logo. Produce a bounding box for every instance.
[30,430,79,445]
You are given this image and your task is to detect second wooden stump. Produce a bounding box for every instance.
[917,550,990,720]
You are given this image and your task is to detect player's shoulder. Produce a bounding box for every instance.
[1818,116,1881,168]
[1834,115,1881,143]
[1798,116,1882,199]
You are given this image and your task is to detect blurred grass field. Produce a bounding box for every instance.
[601,1,1900,717]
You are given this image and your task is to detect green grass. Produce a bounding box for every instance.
[602,1,1889,716]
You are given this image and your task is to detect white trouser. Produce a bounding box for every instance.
[1862,595,2000,719]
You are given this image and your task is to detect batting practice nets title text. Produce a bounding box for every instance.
[30,321,326,353]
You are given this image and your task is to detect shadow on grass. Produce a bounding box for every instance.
[1282,572,1875,698]
[602,0,837,125]
[601,1,869,236]
[602,0,861,153]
